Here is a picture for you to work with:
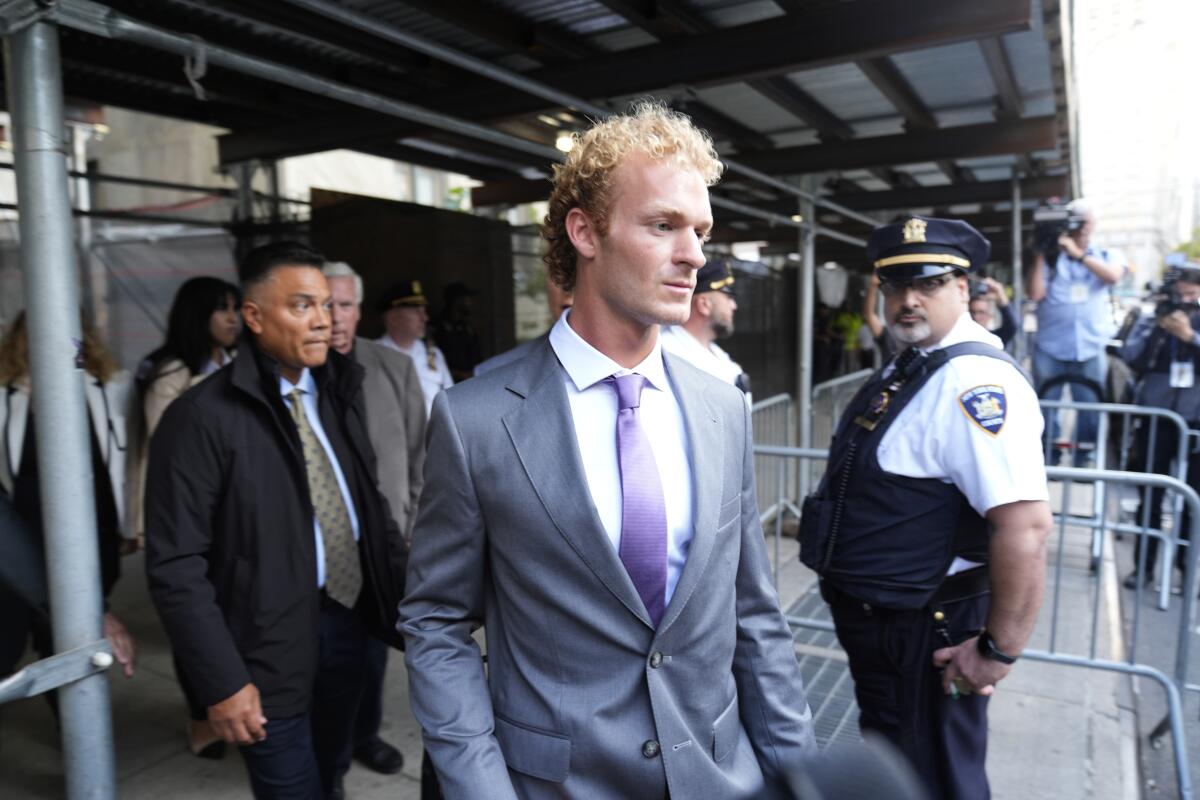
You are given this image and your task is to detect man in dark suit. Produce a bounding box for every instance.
[145,241,407,800]
[400,102,815,799]
[324,260,426,776]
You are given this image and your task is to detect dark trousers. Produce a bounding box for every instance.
[353,635,388,748]
[421,750,444,800]
[0,584,57,718]
[1132,421,1200,578]
[0,584,52,676]
[241,714,322,800]
[825,584,991,800]
[240,597,369,800]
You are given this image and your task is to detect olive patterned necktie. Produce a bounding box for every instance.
[288,388,361,608]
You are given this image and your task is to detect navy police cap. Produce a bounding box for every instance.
[695,258,736,295]
[866,215,991,281]
[377,279,428,312]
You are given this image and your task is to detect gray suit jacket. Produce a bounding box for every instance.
[354,337,426,536]
[473,333,545,377]
[400,338,815,799]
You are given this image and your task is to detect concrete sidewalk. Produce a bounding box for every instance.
[0,508,1143,799]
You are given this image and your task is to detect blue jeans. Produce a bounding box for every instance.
[1033,349,1106,464]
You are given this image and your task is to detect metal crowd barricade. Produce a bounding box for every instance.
[752,442,1197,800]
[1041,399,1194,610]
[752,393,797,519]
[1032,466,1196,800]
[806,369,872,494]
[752,394,802,583]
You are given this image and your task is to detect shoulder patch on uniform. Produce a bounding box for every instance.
[958,385,1007,437]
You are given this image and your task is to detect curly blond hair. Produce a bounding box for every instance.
[542,101,723,290]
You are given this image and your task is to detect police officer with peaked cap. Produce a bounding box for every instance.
[375,280,454,415]
[660,258,752,401]
[798,215,1053,799]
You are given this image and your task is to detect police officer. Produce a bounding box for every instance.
[376,280,454,416]
[660,258,752,401]
[799,216,1053,799]
[1120,263,1200,589]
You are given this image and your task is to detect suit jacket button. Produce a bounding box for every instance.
[642,740,660,758]
[649,651,663,668]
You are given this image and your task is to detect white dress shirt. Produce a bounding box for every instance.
[877,313,1049,573]
[548,312,695,605]
[376,335,453,416]
[280,369,360,589]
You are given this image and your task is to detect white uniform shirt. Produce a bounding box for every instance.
[660,326,751,405]
[877,313,1049,573]
[376,335,453,416]
[549,312,695,606]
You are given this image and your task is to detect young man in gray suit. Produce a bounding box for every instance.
[400,102,816,799]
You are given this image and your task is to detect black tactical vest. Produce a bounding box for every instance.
[799,342,1029,610]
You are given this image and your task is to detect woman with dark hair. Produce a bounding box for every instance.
[139,277,241,424]
[128,275,239,760]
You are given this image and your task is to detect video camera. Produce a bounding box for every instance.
[1033,200,1087,261]
[1152,254,1200,317]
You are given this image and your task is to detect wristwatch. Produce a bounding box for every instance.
[976,630,1018,664]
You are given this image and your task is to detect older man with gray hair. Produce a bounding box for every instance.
[323,260,427,784]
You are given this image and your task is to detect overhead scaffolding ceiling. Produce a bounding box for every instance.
[2,0,1075,258]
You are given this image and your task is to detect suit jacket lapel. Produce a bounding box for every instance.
[502,339,653,628]
[657,353,723,635]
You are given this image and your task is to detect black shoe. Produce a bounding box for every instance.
[328,776,346,800]
[354,736,405,775]
[192,740,226,760]
[1123,571,1154,590]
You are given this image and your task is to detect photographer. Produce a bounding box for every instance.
[1027,199,1127,465]
[1119,266,1200,590]
[969,277,1018,347]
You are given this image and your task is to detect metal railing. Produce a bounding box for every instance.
[809,369,872,438]
[752,395,801,583]
[752,393,797,520]
[806,369,872,496]
[1041,399,1196,610]
[753,440,1198,800]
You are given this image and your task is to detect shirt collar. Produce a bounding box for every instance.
[377,334,416,354]
[549,310,669,393]
[279,367,316,399]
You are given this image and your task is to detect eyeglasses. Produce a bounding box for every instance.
[878,274,955,298]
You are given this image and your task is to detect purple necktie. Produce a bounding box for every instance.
[606,374,668,626]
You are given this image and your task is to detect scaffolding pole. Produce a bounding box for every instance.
[797,176,817,499]
[1011,175,1025,360]
[4,17,115,800]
